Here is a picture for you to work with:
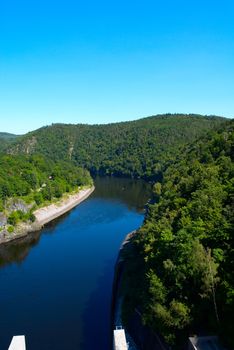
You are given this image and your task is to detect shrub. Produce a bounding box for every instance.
[7,225,14,233]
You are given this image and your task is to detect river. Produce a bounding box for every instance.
[0,176,151,350]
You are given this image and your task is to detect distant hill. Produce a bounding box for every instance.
[0,133,19,153]
[7,114,228,179]
[0,132,18,140]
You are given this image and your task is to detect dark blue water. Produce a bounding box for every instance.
[0,177,151,350]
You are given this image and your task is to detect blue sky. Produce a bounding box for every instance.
[0,0,233,134]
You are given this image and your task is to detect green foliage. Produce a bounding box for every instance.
[0,154,92,204]
[0,133,18,154]
[0,132,18,140]
[8,114,226,179]
[33,192,43,205]
[122,120,234,348]
[28,212,36,222]
[0,154,93,227]
[7,209,36,225]
[7,226,14,233]
[7,211,21,225]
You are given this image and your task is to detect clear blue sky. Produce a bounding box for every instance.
[0,0,233,134]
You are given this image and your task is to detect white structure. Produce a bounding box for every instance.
[188,336,224,350]
[113,328,128,350]
[8,336,26,350]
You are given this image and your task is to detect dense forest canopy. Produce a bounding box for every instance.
[0,154,92,203]
[7,114,227,179]
[0,132,18,140]
[0,154,92,230]
[121,120,234,348]
[0,132,19,153]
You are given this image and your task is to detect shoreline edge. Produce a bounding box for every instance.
[0,186,95,245]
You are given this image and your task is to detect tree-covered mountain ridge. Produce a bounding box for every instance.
[7,114,228,179]
[121,119,234,348]
[0,132,18,140]
[0,132,19,153]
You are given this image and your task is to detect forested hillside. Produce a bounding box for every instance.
[0,154,92,232]
[8,114,227,179]
[0,132,18,140]
[121,120,234,348]
[0,132,18,153]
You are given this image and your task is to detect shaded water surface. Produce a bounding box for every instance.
[0,177,151,350]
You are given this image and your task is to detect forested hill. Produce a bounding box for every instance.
[121,119,234,348]
[0,154,92,235]
[7,114,227,179]
[0,132,18,140]
[0,132,19,153]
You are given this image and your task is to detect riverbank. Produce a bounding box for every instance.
[112,231,139,349]
[0,186,95,245]
[112,230,170,350]
[33,186,95,226]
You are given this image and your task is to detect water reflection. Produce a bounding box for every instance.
[0,214,68,268]
[0,231,41,268]
[93,176,152,212]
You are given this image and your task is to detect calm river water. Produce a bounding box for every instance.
[0,177,151,350]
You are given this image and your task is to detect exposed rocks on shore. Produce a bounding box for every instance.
[0,186,94,245]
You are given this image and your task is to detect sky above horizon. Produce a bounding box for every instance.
[0,0,234,134]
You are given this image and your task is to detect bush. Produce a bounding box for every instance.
[7,211,20,225]
[28,212,36,222]
[7,225,14,233]
[34,192,43,205]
